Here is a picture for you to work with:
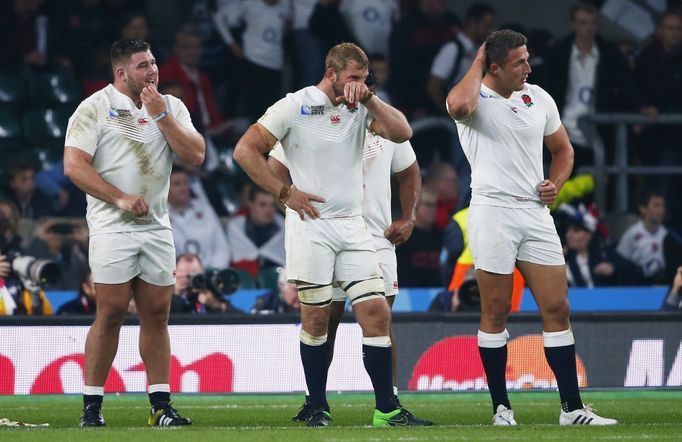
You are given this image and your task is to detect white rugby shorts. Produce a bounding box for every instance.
[89,229,176,286]
[285,212,381,285]
[467,205,564,274]
[331,243,397,301]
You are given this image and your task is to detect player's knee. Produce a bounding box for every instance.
[297,283,333,308]
[302,307,330,335]
[355,299,391,336]
[95,306,127,329]
[541,298,570,320]
[482,299,511,324]
[339,277,385,305]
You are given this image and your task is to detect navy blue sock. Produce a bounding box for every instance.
[362,343,396,413]
[149,391,171,408]
[300,341,330,411]
[544,344,583,412]
[479,345,511,413]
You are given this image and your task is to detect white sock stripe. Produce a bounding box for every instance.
[148,383,170,394]
[477,329,509,348]
[83,385,104,396]
[362,336,391,347]
[543,329,575,347]
[300,330,328,346]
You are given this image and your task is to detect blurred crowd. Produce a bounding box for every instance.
[1,0,682,315]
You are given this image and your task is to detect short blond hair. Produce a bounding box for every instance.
[325,42,368,73]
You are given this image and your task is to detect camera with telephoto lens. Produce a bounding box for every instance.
[190,268,240,297]
[4,251,61,291]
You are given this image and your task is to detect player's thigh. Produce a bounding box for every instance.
[93,281,134,317]
[285,214,336,285]
[132,277,173,321]
[89,232,141,285]
[475,269,514,316]
[137,229,176,287]
[468,205,520,274]
[517,207,565,269]
[516,260,569,318]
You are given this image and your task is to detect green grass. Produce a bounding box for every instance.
[0,391,680,441]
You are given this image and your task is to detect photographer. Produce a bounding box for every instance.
[0,199,54,315]
[171,253,242,314]
[251,267,300,314]
[57,268,96,315]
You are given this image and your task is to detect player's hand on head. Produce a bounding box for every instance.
[285,186,325,220]
[384,218,415,245]
[115,194,150,216]
[536,179,558,205]
[140,85,166,117]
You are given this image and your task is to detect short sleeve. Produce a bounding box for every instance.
[269,142,288,167]
[257,96,297,141]
[539,87,562,136]
[390,140,417,174]
[168,96,198,133]
[64,100,99,156]
[430,42,457,80]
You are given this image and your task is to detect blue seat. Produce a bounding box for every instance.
[0,74,27,110]
[0,110,22,148]
[29,73,82,107]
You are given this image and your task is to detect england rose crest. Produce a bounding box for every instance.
[521,94,534,107]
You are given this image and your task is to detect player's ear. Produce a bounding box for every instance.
[325,68,336,83]
[114,65,126,82]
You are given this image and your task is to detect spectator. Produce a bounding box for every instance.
[396,188,442,287]
[35,162,87,217]
[662,266,682,310]
[25,218,89,291]
[120,11,149,41]
[427,2,496,113]
[226,186,285,277]
[424,161,458,231]
[561,204,640,287]
[168,166,231,270]
[57,268,96,315]
[159,26,232,138]
[369,53,392,104]
[251,267,300,314]
[214,0,290,122]
[0,198,23,252]
[634,10,682,224]
[388,0,458,118]
[171,253,241,314]
[0,0,56,72]
[309,0,358,52]
[4,160,56,220]
[617,189,668,283]
[290,0,326,89]
[339,0,400,57]
[543,2,655,170]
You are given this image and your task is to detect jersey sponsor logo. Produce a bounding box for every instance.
[301,105,324,116]
[109,108,132,118]
[330,115,341,124]
[138,117,148,125]
[521,94,534,107]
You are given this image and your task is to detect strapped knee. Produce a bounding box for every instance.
[297,283,333,307]
[339,277,385,305]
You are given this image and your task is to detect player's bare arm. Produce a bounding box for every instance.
[234,123,325,220]
[446,44,486,120]
[361,95,412,143]
[64,146,149,216]
[540,125,575,205]
[267,156,292,211]
[140,85,205,167]
[385,161,421,245]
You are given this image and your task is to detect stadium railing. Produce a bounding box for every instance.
[579,113,682,212]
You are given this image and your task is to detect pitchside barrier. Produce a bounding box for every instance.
[0,312,680,395]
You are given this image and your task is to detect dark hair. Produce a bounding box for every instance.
[484,29,527,69]
[8,159,36,180]
[77,267,92,297]
[120,11,147,31]
[248,185,271,202]
[365,70,378,89]
[637,188,665,208]
[110,38,150,67]
[570,2,598,21]
[466,3,496,22]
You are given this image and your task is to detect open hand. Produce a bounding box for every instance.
[285,186,325,220]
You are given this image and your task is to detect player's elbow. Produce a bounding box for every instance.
[233,141,249,167]
[446,92,475,120]
[393,125,413,143]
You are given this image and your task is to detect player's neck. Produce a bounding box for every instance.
[113,82,143,108]
[482,76,513,99]
[316,80,336,105]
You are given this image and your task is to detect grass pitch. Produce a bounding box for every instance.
[0,390,679,441]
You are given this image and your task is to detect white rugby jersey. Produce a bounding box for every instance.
[259,86,373,218]
[214,0,289,70]
[616,220,667,277]
[270,132,416,246]
[454,83,562,208]
[64,84,198,235]
[339,0,399,56]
